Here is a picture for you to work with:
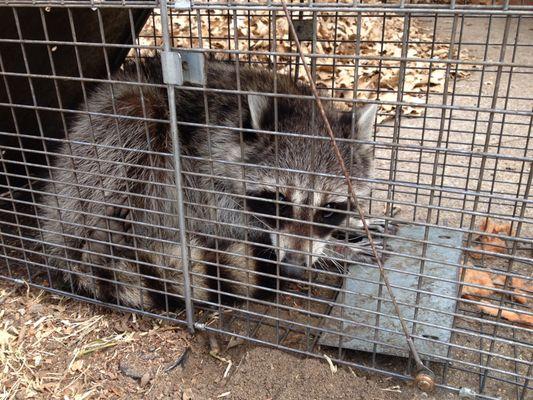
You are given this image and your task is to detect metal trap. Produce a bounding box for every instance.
[320,225,463,362]
[0,1,531,398]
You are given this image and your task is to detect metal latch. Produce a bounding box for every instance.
[172,0,191,10]
[161,50,206,86]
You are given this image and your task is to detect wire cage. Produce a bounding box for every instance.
[0,0,531,398]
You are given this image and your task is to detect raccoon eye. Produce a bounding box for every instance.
[322,203,335,219]
[317,202,349,226]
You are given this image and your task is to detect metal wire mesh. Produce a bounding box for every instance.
[0,1,531,399]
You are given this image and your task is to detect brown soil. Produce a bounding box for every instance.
[0,280,451,400]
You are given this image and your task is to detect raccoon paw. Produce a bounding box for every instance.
[319,234,385,275]
[82,201,133,262]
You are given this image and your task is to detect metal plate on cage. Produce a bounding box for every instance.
[161,50,206,86]
[320,225,462,361]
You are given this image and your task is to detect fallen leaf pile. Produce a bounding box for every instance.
[461,218,531,327]
[137,9,471,122]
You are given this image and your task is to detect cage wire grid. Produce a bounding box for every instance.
[0,0,532,399]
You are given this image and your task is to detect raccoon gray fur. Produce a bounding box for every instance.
[38,57,376,309]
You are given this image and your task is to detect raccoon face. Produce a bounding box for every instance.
[246,188,353,279]
[243,94,377,279]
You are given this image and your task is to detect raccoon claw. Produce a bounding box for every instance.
[348,217,398,234]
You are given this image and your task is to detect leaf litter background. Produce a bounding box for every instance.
[138,8,471,122]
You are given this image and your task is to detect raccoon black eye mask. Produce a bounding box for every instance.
[245,190,350,229]
[316,202,350,226]
[245,191,292,222]
[38,57,375,308]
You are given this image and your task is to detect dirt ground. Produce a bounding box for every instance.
[1,9,532,400]
[0,279,450,400]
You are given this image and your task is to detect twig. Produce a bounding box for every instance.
[164,347,190,372]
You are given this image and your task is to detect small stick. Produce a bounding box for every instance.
[164,347,190,372]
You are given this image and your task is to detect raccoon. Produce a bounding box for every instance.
[38,57,376,309]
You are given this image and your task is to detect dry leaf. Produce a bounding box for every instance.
[462,263,531,305]
[480,217,514,236]
[140,371,151,387]
[70,359,84,372]
[492,275,532,305]
[323,354,337,374]
[470,218,515,259]
[0,329,14,346]
[461,262,531,327]
[135,11,470,123]
[477,302,533,327]
[182,388,194,400]
[461,265,495,299]
[470,237,508,259]
[510,278,532,305]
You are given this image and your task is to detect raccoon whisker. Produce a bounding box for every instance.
[321,246,367,274]
[322,247,345,259]
[330,259,348,274]
[315,257,328,271]
[315,252,347,275]
[316,258,336,274]
[312,249,326,269]
[246,212,272,232]
[256,246,273,258]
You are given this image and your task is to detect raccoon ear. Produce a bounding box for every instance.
[354,104,377,140]
[248,94,270,130]
[339,104,377,140]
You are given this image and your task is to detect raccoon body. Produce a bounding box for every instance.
[38,57,376,309]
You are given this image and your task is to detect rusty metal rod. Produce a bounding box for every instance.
[279,0,434,384]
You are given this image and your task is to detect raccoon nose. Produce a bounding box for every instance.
[280,253,307,279]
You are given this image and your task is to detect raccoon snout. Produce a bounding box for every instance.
[280,252,308,279]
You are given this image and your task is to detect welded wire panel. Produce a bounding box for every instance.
[0,1,532,400]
